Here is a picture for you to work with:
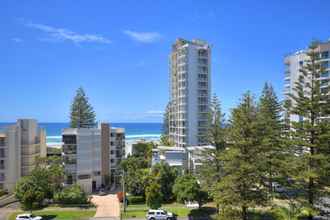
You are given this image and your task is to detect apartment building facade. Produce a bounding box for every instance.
[284,41,330,121]
[62,123,125,193]
[169,38,211,147]
[0,119,47,192]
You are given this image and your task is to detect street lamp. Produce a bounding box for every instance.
[122,170,126,213]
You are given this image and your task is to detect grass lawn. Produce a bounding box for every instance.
[8,208,96,220]
[122,203,217,219]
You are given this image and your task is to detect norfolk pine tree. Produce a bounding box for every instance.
[70,87,96,128]
[160,102,174,146]
[215,92,268,220]
[256,83,284,199]
[286,42,330,219]
[198,94,226,211]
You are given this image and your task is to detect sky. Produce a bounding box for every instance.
[1,0,330,122]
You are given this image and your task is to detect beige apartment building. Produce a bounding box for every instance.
[62,123,125,193]
[0,119,47,192]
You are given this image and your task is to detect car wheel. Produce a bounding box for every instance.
[167,218,172,220]
[150,218,155,220]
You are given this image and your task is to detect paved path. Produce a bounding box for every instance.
[91,194,120,218]
[0,202,20,220]
[0,208,12,220]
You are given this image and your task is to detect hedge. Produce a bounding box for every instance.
[127,195,145,204]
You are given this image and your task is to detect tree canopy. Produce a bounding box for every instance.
[70,87,96,128]
[285,42,330,219]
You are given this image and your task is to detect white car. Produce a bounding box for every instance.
[16,214,42,220]
[185,201,199,208]
[146,209,176,220]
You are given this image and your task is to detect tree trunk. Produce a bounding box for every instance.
[269,159,273,200]
[308,141,315,220]
[242,206,248,220]
[308,176,314,220]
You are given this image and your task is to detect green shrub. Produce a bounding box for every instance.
[217,207,241,220]
[54,184,88,205]
[127,195,145,204]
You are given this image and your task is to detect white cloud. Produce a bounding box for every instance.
[123,30,162,43]
[12,37,23,43]
[25,22,111,44]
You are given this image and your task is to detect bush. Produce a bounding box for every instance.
[54,184,88,205]
[127,195,145,204]
[217,207,241,220]
[145,181,162,209]
[15,176,46,210]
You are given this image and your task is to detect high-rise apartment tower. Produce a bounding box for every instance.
[169,38,211,147]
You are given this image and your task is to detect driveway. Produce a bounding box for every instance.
[91,194,120,218]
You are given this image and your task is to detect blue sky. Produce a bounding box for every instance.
[1,0,330,122]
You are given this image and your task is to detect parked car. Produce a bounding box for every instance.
[16,214,42,220]
[146,209,176,220]
[185,201,199,208]
[272,182,286,193]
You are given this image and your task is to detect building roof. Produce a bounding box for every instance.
[62,127,125,135]
[186,145,215,151]
[153,146,186,152]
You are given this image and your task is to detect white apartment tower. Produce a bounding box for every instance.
[284,41,330,121]
[0,119,47,192]
[169,38,211,147]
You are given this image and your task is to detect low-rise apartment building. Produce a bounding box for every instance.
[152,146,186,170]
[151,145,215,173]
[0,119,47,192]
[62,123,125,193]
[186,145,215,173]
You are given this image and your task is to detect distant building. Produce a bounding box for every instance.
[151,145,215,173]
[152,146,186,170]
[186,145,215,173]
[0,119,47,192]
[284,41,330,121]
[169,38,211,147]
[62,123,125,193]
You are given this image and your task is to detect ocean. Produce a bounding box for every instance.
[0,122,163,145]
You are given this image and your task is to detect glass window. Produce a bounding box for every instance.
[0,138,5,146]
[0,173,5,181]
[321,51,329,59]
[321,71,329,78]
[321,61,329,69]
[0,160,4,169]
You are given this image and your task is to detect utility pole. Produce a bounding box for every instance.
[122,171,126,212]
